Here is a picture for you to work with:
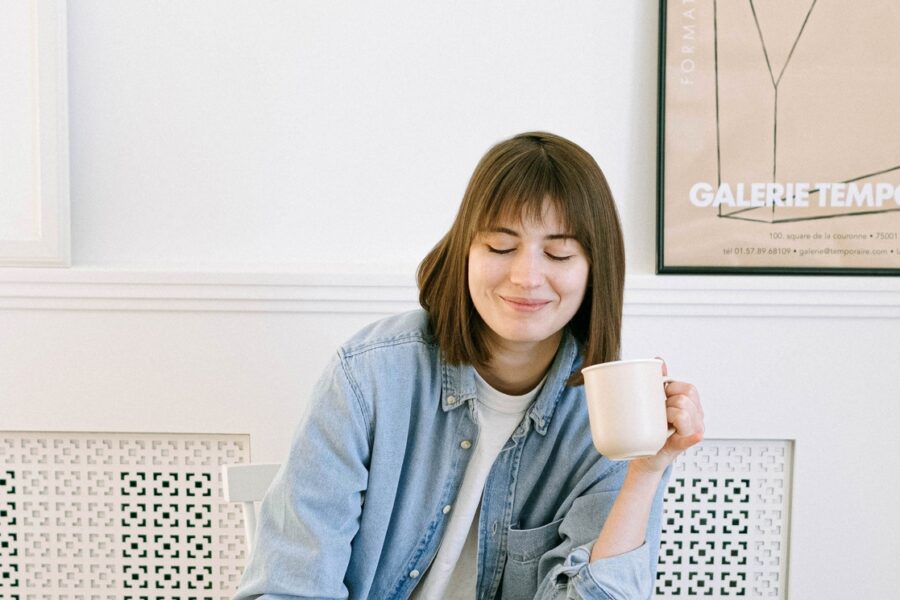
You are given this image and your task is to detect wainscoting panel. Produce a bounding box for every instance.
[1,433,793,598]
[0,431,249,599]
[656,439,793,599]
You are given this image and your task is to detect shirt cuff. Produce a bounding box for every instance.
[565,542,652,599]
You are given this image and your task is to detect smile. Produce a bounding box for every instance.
[500,296,552,312]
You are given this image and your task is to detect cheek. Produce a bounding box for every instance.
[468,254,501,290]
[561,266,590,302]
[467,263,491,300]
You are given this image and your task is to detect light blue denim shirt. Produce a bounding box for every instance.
[234,310,669,599]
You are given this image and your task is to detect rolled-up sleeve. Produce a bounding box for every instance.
[534,465,671,600]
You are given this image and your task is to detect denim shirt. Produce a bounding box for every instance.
[234,310,669,600]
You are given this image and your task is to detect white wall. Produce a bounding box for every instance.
[67,0,660,273]
[2,2,899,598]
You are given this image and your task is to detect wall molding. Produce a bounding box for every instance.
[1,268,898,317]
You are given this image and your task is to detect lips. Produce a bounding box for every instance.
[501,296,552,312]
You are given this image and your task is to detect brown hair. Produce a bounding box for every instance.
[417,131,625,385]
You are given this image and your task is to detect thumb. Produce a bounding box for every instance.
[655,356,669,377]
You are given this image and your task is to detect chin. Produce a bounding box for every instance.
[494,324,557,345]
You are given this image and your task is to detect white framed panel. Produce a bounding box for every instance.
[0,0,70,267]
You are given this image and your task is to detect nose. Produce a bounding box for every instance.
[509,249,544,289]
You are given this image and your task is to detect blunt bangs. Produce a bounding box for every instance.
[475,150,593,258]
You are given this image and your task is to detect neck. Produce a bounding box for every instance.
[475,331,562,395]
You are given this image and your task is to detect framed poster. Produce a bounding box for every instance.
[657,0,900,275]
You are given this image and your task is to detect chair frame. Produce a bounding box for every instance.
[221,462,281,552]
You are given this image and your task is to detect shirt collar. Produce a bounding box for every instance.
[440,329,582,435]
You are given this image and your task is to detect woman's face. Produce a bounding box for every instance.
[467,201,590,355]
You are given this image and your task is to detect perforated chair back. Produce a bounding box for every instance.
[221,463,281,553]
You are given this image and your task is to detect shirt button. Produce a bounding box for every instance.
[442,505,452,514]
[409,569,420,579]
[460,440,472,449]
[447,395,457,405]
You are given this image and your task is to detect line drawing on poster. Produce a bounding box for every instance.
[711,0,900,224]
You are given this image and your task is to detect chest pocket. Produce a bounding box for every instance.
[500,491,619,595]
[503,517,565,592]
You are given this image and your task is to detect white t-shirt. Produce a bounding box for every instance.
[412,371,544,599]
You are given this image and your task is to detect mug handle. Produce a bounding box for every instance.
[663,376,676,436]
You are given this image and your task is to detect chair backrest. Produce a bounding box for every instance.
[221,463,281,553]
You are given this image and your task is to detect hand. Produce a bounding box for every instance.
[630,358,705,476]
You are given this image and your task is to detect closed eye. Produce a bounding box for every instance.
[545,252,573,261]
[487,245,514,255]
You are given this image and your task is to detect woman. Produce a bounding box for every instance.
[234,132,704,599]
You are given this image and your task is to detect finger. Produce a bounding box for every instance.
[667,430,704,452]
[665,415,704,453]
[674,385,703,420]
[666,397,704,432]
[666,405,695,437]
[666,394,693,412]
[684,389,704,423]
[662,381,697,399]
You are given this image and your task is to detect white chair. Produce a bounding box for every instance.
[222,463,281,553]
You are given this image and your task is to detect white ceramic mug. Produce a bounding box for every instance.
[581,358,673,460]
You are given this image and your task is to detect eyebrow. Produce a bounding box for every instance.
[487,227,576,241]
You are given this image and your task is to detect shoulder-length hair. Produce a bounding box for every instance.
[417,131,625,386]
